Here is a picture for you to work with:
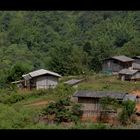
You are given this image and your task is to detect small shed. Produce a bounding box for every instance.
[21,69,61,90]
[132,63,140,70]
[73,90,136,109]
[102,55,134,74]
[118,69,140,81]
[64,79,84,87]
[132,56,140,64]
[73,90,136,123]
[73,90,136,112]
[73,90,127,104]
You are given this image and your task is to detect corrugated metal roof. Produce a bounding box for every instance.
[133,56,140,59]
[123,94,136,102]
[112,55,134,62]
[132,63,140,69]
[119,69,138,75]
[22,74,32,80]
[73,90,127,100]
[64,79,84,86]
[22,69,61,78]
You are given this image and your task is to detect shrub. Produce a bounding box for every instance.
[99,97,119,111]
[102,85,110,90]
[0,88,50,104]
[58,97,71,106]
[6,94,25,104]
[118,100,136,125]
[42,102,57,115]
[122,100,136,117]
[40,97,83,123]
[29,89,48,97]
[55,109,73,123]
[72,104,83,117]
[53,84,74,98]
[98,97,120,122]
[0,103,38,129]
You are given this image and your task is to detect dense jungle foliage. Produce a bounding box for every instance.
[0,11,140,87]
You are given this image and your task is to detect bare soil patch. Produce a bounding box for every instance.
[24,100,54,107]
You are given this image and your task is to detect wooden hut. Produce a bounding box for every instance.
[102,55,134,74]
[118,69,140,81]
[73,90,129,105]
[132,56,140,64]
[132,63,140,70]
[73,90,136,123]
[73,90,133,113]
[19,69,61,90]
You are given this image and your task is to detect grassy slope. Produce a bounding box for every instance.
[0,74,140,129]
[78,74,140,93]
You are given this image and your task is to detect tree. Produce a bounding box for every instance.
[119,100,136,125]
[7,62,32,82]
[83,41,92,55]
[98,97,119,122]
[48,42,85,75]
[116,37,140,56]
[0,11,140,83]
[41,97,83,123]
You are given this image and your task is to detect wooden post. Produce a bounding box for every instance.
[121,75,125,81]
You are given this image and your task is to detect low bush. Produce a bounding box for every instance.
[40,97,83,123]
[0,89,49,104]
[118,100,136,125]
[0,103,39,129]
[29,90,48,97]
[0,83,74,105]
[6,94,25,104]
[72,104,83,117]
[53,84,74,98]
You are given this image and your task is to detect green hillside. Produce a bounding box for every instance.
[0,11,140,87]
[0,11,140,129]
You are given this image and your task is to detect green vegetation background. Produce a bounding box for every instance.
[1,11,140,86]
[0,11,140,129]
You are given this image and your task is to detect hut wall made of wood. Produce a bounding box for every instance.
[31,75,58,90]
[102,59,123,72]
[131,72,140,80]
[134,58,140,64]
[102,59,133,73]
[118,74,131,80]
[78,97,101,111]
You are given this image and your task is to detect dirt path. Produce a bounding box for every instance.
[24,100,54,107]
[131,90,140,113]
[136,104,140,111]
